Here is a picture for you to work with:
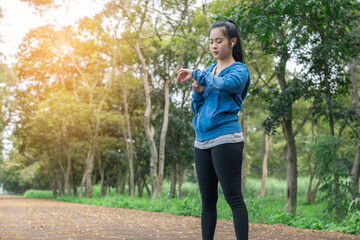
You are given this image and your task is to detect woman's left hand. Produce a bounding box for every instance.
[177,69,193,83]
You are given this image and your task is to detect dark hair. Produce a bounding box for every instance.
[210,19,244,63]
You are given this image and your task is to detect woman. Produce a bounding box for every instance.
[177,19,250,240]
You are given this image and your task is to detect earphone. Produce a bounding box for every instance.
[231,42,234,47]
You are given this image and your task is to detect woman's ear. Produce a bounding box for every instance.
[231,38,237,47]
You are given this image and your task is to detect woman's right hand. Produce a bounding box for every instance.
[192,81,205,92]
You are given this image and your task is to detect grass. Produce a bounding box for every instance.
[23,177,360,235]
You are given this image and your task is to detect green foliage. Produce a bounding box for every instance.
[233,0,359,136]
[348,197,360,212]
[307,136,352,218]
[24,189,53,199]
[263,78,313,134]
[0,148,49,193]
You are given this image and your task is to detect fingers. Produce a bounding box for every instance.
[177,69,192,82]
[177,69,184,81]
[176,73,182,82]
[177,69,187,75]
[177,70,186,82]
[176,70,182,82]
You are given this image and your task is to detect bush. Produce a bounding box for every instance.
[24,189,53,199]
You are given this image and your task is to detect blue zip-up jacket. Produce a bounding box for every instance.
[191,62,250,141]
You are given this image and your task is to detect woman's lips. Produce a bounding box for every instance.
[212,51,219,55]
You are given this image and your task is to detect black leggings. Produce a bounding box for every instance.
[194,142,248,240]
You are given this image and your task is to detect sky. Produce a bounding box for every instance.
[0,0,105,64]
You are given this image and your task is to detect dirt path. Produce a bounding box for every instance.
[0,195,358,240]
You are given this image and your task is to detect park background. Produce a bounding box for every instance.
[0,0,359,235]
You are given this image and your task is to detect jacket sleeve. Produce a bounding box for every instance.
[192,64,250,94]
[190,90,205,115]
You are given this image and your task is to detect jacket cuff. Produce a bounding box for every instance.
[192,68,201,80]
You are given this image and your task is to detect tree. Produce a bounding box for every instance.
[12,14,122,197]
[229,0,359,215]
[240,40,278,198]
[287,0,359,220]
[350,56,360,200]
[105,0,209,199]
[234,1,299,213]
[28,90,85,196]
[305,120,322,204]
[108,0,160,199]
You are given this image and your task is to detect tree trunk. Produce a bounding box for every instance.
[178,159,185,200]
[177,133,184,200]
[324,64,335,136]
[277,39,297,214]
[134,40,159,200]
[143,176,151,197]
[57,174,64,197]
[52,168,57,198]
[121,177,125,195]
[85,151,94,198]
[307,174,322,204]
[122,85,135,197]
[260,133,273,198]
[306,121,321,204]
[116,160,120,196]
[79,148,95,198]
[158,78,170,194]
[64,148,72,196]
[61,175,65,196]
[241,112,247,194]
[63,127,72,196]
[350,57,360,200]
[72,172,77,196]
[170,160,177,198]
[78,103,103,199]
[282,118,297,214]
[79,169,85,198]
[106,172,111,196]
[54,155,65,196]
[137,179,143,197]
[99,154,105,197]
[158,58,183,194]
[351,141,360,200]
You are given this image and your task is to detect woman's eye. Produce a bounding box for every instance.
[210,40,222,44]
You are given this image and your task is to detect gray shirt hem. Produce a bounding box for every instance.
[194,132,244,149]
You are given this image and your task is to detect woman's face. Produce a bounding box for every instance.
[209,27,233,61]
